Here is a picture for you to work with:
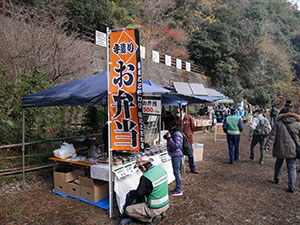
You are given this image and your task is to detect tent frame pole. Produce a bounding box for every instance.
[107,27,113,218]
[22,108,26,190]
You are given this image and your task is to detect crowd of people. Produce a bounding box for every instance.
[120,101,300,225]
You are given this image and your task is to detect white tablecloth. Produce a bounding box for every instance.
[90,151,175,212]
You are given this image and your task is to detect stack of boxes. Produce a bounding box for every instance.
[53,166,108,203]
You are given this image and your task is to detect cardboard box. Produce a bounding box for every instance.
[193,143,204,162]
[54,167,84,183]
[67,182,80,197]
[54,181,67,195]
[79,176,109,203]
[53,166,84,194]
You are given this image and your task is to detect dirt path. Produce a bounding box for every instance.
[1,125,300,224]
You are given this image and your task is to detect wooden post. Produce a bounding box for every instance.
[22,108,26,190]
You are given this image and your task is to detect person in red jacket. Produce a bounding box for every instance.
[176,107,199,174]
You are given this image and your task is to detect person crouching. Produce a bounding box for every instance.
[121,156,169,225]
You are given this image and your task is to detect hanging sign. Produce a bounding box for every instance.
[142,99,161,115]
[109,28,144,151]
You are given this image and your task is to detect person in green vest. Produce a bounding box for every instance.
[215,106,224,123]
[249,108,271,164]
[121,156,169,225]
[223,108,244,164]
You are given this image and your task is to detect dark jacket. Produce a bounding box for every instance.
[164,126,183,157]
[264,112,300,158]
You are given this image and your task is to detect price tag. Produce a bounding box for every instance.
[159,152,169,163]
[113,166,129,180]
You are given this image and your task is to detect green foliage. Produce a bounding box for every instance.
[0,66,46,143]
[64,0,114,32]
[187,0,300,107]
[247,86,272,107]
[82,106,106,134]
[0,64,74,144]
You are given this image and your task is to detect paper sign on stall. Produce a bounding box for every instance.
[159,152,170,163]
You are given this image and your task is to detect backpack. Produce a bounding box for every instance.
[256,118,271,137]
[181,132,191,155]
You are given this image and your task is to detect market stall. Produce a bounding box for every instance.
[22,71,210,214]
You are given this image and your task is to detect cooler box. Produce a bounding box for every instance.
[193,143,204,162]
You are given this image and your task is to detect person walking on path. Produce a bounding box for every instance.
[249,108,271,164]
[270,105,278,127]
[176,107,199,174]
[164,114,184,196]
[264,102,300,193]
[223,108,244,164]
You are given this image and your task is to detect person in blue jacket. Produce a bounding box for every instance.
[164,114,184,196]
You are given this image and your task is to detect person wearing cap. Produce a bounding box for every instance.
[264,101,300,194]
[223,108,244,164]
[249,108,271,164]
[121,156,169,225]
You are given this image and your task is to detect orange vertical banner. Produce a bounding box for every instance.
[109,28,144,151]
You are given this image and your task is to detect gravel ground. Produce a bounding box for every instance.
[1,124,300,225]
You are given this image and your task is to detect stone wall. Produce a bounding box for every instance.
[83,43,210,88]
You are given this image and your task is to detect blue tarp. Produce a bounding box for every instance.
[52,189,117,210]
[22,72,210,108]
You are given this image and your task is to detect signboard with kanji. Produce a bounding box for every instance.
[142,99,161,115]
[109,28,144,151]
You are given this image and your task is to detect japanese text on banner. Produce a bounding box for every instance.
[109,28,144,151]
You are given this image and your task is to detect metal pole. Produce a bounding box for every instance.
[179,103,186,178]
[22,108,26,190]
[106,27,113,218]
[158,96,162,144]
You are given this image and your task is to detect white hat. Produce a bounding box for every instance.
[134,156,154,168]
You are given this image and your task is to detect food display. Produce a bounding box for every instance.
[63,143,167,166]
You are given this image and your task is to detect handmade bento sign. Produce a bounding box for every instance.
[109,28,144,151]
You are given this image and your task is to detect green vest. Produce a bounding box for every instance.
[226,115,240,135]
[143,166,169,208]
[254,115,264,135]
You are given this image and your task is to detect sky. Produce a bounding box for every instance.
[288,0,300,9]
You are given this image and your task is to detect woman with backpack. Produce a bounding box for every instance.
[264,101,300,193]
[163,114,184,197]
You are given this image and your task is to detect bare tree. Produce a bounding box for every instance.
[0,4,91,82]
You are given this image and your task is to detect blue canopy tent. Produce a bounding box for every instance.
[22,71,210,108]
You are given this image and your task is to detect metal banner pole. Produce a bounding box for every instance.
[158,96,162,144]
[179,102,186,178]
[22,108,26,190]
[106,27,113,218]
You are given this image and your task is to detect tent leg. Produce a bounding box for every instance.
[22,108,26,191]
[179,102,186,178]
